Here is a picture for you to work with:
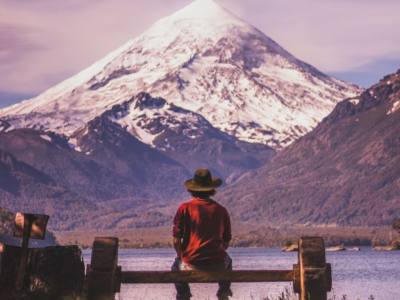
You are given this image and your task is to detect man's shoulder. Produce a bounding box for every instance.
[178,198,229,212]
[210,199,229,213]
[177,199,194,210]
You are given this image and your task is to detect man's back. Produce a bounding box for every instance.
[172,168,233,300]
[173,197,231,266]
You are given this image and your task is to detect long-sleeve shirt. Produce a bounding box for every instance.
[173,197,232,266]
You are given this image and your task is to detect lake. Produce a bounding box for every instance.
[83,247,400,300]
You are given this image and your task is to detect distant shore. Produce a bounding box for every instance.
[55,224,399,249]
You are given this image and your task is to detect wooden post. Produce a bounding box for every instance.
[13,212,49,291]
[87,237,120,300]
[298,237,332,300]
[15,214,33,291]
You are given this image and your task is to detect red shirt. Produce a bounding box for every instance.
[173,197,232,266]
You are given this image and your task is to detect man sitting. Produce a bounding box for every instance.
[172,168,233,300]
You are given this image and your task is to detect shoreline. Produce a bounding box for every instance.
[55,224,399,249]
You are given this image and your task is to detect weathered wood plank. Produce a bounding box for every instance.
[121,270,294,284]
[15,215,33,291]
[90,237,119,271]
[0,245,84,297]
[87,237,120,300]
[299,236,330,300]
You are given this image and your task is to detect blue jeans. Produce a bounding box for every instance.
[171,255,233,300]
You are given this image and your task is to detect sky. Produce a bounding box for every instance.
[1,0,400,108]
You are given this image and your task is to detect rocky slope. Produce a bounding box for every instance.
[0,149,95,230]
[83,92,275,180]
[220,71,400,226]
[0,125,190,202]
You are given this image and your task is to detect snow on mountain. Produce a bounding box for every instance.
[73,92,274,179]
[0,0,361,148]
[388,100,400,115]
[104,92,228,149]
[0,120,13,133]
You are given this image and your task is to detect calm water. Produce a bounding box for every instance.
[83,247,400,300]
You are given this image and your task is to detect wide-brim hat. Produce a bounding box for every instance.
[184,168,223,192]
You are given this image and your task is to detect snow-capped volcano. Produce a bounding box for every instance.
[0,0,361,148]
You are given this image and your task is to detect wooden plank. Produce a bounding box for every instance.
[15,215,33,291]
[293,264,300,293]
[1,245,21,290]
[90,237,119,271]
[121,270,294,284]
[87,237,120,300]
[299,237,329,300]
[1,245,84,297]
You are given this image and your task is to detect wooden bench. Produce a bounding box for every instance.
[86,236,332,300]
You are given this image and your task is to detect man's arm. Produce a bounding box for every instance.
[173,237,183,258]
[172,205,185,258]
[222,209,232,250]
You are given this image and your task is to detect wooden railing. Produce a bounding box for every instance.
[0,212,333,299]
[86,236,332,300]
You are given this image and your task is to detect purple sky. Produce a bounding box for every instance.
[1,0,399,107]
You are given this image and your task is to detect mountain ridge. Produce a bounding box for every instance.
[219,70,400,226]
[0,92,274,229]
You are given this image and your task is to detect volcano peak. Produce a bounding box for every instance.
[0,0,361,148]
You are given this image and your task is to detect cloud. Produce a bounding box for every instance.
[226,0,400,73]
[0,23,47,94]
[329,57,400,87]
[0,24,32,51]
[0,0,186,95]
